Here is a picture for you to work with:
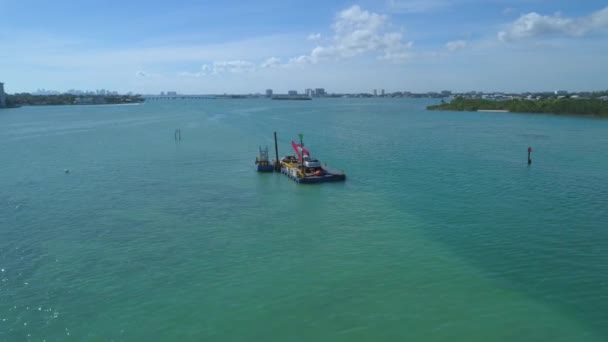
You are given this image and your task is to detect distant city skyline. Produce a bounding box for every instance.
[1,0,607,94]
[30,88,122,96]
[2,80,607,98]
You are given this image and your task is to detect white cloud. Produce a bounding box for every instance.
[178,71,202,78]
[386,0,447,13]
[179,60,256,77]
[499,7,608,41]
[378,33,413,61]
[134,70,162,79]
[334,5,387,34]
[289,55,312,66]
[15,34,301,73]
[310,46,336,62]
[291,5,413,64]
[212,60,256,73]
[446,40,468,51]
[260,57,282,68]
[307,33,321,41]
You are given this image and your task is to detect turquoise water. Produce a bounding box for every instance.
[1,99,607,341]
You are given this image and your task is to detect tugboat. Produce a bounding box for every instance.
[255,146,275,172]
[279,134,346,184]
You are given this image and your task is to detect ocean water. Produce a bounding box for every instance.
[1,98,607,341]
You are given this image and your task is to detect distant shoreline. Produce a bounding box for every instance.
[1,103,145,109]
[2,94,144,108]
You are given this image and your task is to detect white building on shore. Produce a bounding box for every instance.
[0,82,7,108]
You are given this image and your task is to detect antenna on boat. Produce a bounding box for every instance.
[298,133,305,173]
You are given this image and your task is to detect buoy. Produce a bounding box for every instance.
[64,169,70,174]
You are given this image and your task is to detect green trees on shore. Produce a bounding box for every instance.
[427,97,608,117]
[7,94,76,106]
[5,93,144,107]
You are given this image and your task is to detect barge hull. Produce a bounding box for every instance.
[280,167,346,184]
[256,164,275,172]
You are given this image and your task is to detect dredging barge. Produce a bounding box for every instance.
[280,154,346,184]
[260,132,346,184]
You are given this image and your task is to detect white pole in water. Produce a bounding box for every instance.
[274,131,280,171]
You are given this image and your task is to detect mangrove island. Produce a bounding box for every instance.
[428,97,608,118]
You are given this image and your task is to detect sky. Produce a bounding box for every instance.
[1,0,607,94]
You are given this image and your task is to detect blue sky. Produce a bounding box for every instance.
[1,0,607,94]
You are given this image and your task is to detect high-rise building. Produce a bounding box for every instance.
[0,82,6,108]
[305,88,313,97]
[167,91,177,96]
[314,88,326,97]
[381,89,385,96]
[266,89,273,97]
[373,89,377,97]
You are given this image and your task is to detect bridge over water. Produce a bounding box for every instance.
[143,95,216,100]
[143,95,268,100]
